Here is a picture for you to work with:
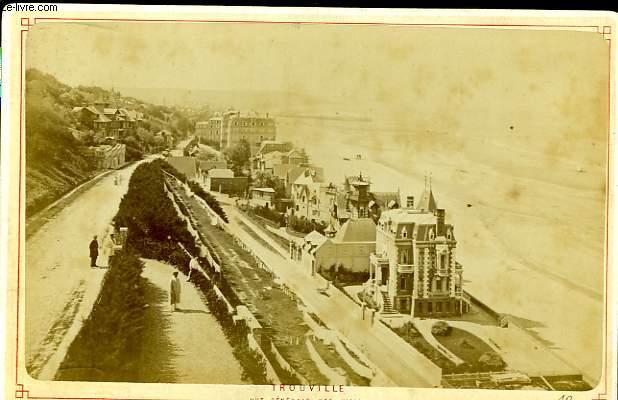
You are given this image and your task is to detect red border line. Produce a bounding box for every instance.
[33,17,603,29]
[15,17,613,400]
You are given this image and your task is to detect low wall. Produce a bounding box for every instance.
[247,334,279,384]
[465,290,501,321]
[305,338,347,385]
[164,174,281,383]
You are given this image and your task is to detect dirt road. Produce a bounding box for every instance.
[25,160,146,379]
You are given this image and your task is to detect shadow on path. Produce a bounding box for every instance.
[133,280,179,383]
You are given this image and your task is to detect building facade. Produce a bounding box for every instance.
[91,143,126,169]
[202,110,277,149]
[249,187,276,209]
[364,185,470,317]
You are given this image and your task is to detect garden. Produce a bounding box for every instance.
[431,321,506,372]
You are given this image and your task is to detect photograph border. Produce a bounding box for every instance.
[8,12,615,400]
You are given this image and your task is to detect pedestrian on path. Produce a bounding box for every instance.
[89,235,99,268]
[170,271,181,311]
[187,256,199,281]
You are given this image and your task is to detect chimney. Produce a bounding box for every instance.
[436,209,445,235]
[406,196,414,208]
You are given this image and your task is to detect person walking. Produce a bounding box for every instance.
[170,271,181,311]
[89,235,99,268]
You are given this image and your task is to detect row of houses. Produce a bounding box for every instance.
[169,131,469,319]
[289,181,470,318]
[72,100,145,139]
[237,134,468,318]
[164,154,249,197]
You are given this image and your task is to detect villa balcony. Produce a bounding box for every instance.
[427,291,452,299]
[436,268,450,277]
[397,263,414,273]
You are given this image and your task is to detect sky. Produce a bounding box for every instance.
[26,21,609,175]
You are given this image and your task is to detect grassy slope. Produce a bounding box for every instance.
[25,69,97,217]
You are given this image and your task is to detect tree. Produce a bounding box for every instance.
[224,139,251,175]
[253,171,286,199]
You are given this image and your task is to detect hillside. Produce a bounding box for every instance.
[25,69,97,217]
[24,69,197,218]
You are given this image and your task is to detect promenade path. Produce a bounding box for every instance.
[25,159,149,379]
[216,196,442,388]
[141,259,243,384]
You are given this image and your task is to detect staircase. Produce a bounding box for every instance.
[380,292,398,315]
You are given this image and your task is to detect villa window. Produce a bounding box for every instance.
[399,276,406,290]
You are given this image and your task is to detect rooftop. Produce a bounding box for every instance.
[380,208,438,226]
[334,218,377,243]
[304,230,328,247]
[208,168,234,178]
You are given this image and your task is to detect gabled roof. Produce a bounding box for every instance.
[94,114,111,123]
[103,108,119,115]
[273,164,295,179]
[371,192,399,209]
[416,186,437,213]
[334,218,376,243]
[285,149,304,158]
[208,168,234,178]
[288,166,324,185]
[294,173,319,186]
[304,230,328,247]
[257,141,293,156]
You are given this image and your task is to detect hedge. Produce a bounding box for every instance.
[113,159,268,384]
[114,159,197,268]
[55,250,146,381]
[160,160,229,223]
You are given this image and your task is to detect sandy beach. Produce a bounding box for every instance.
[276,115,606,383]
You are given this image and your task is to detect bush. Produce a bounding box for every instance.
[431,321,452,336]
[287,214,327,235]
[320,264,369,287]
[56,250,146,381]
[252,206,285,226]
[357,290,379,310]
[478,352,505,371]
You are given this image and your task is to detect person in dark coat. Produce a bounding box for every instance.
[89,235,99,268]
[170,271,181,311]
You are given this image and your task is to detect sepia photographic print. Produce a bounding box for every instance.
[1,5,617,400]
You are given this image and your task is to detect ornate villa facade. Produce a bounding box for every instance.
[364,183,470,317]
